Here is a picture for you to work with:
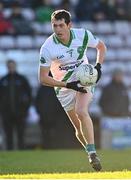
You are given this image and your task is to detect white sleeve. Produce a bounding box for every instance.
[86,30,99,48]
[39,46,52,67]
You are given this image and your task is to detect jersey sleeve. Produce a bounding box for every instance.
[86,30,99,48]
[39,46,52,67]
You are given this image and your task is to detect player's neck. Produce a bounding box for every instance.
[56,30,71,46]
[62,31,70,44]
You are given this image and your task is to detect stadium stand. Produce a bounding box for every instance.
[0,24,131,90]
[0,21,131,111]
[0,36,15,48]
[0,0,131,149]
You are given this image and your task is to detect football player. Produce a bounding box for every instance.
[38,9,106,171]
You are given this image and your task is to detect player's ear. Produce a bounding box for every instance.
[68,22,72,28]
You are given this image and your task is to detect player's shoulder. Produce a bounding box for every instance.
[72,28,92,38]
[72,28,85,35]
[40,34,54,49]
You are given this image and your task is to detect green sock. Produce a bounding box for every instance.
[85,144,96,154]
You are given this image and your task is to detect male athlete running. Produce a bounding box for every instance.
[39,9,107,171]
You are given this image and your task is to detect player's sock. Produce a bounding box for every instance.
[85,144,96,155]
[85,144,102,171]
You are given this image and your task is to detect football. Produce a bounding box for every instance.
[76,64,98,86]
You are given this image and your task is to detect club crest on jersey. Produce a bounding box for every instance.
[77,46,84,54]
[40,57,46,64]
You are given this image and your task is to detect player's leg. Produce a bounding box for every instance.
[66,108,87,148]
[57,89,87,148]
[66,91,95,151]
[75,91,94,146]
[57,88,101,171]
[75,90,102,171]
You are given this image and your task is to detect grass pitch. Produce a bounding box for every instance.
[0,149,131,179]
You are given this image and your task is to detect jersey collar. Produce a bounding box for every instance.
[53,30,75,47]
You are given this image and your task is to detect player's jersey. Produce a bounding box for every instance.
[39,28,99,88]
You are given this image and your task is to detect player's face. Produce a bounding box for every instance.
[52,18,71,41]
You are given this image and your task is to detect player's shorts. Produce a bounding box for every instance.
[56,85,95,112]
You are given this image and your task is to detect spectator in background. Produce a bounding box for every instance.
[9,1,34,35]
[35,72,63,148]
[105,0,117,20]
[31,0,45,9]
[75,0,107,22]
[58,0,71,11]
[92,0,107,21]
[126,0,131,20]
[1,0,17,7]
[104,0,128,21]
[115,0,127,20]
[75,0,94,21]
[35,0,54,23]
[99,68,130,117]
[0,60,32,150]
[0,1,14,35]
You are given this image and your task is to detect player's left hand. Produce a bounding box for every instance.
[94,63,102,83]
[66,81,87,93]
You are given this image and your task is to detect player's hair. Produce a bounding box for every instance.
[6,59,16,65]
[51,9,71,25]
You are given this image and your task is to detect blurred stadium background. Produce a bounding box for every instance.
[0,0,131,151]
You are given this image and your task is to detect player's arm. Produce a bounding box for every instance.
[39,47,66,87]
[95,40,107,65]
[39,66,87,93]
[39,46,87,93]
[87,30,107,65]
[94,40,107,82]
[39,66,66,88]
[94,40,106,82]
[87,30,107,82]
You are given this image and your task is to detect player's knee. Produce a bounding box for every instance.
[75,108,88,120]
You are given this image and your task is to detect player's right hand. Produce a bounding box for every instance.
[94,63,102,83]
[66,81,87,93]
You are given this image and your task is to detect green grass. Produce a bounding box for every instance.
[0,149,131,175]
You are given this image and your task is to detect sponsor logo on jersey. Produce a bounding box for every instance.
[59,60,84,71]
[57,55,65,59]
[40,57,46,64]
